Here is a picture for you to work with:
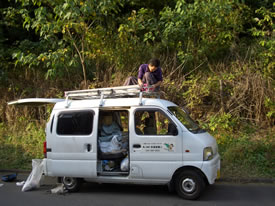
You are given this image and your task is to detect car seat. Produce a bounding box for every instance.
[143,117,156,135]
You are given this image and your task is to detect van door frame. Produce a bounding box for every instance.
[97,107,130,176]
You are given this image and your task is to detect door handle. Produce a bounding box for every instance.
[133,144,141,149]
[86,144,92,152]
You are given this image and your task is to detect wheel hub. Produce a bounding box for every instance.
[182,178,196,193]
[63,177,76,187]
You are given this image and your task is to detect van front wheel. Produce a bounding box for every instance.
[175,170,205,200]
[61,177,82,192]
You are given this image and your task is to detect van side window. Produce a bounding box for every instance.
[135,110,178,136]
[57,111,93,135]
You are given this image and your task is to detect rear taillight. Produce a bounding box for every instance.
[43,141,47,158]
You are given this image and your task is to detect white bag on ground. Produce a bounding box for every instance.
[22,159,45,192]
[51,183,66,194]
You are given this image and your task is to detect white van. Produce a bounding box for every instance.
[9,85,220,200]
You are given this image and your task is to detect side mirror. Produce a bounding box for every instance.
[182,107,190,115]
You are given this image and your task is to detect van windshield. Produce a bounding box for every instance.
[168,106,204,134]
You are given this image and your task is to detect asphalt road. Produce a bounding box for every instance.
[0,173,275,206]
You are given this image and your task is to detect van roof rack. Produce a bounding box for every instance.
[64,85,159,106]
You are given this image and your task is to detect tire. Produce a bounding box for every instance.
[61,177,82,192]
[175,170,206,200]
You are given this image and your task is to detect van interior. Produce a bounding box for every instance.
[97,110,129,176]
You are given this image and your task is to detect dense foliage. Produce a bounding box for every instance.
[0,0,274,177]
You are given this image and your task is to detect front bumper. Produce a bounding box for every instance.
[201,153,220,184]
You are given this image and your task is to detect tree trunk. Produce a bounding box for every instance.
[219,79,225,113]
[81,60,87,88]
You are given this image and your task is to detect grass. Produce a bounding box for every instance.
[213,127,275,179]
[0,121,45,170]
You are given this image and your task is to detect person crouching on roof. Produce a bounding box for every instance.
[123,58,162,91]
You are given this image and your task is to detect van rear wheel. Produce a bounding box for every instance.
[61,177,82,192]
[175,170,205,200]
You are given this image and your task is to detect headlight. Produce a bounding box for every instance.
[203,147,214,161]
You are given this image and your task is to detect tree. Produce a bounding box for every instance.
[159,0,244,67]
[13,0,124,88]
[250,3,275,77]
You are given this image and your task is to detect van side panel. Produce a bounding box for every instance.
[46,160,95,177]
[45,108,98,178]
[130,161,182,180]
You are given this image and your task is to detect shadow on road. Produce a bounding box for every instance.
[76,181,275,202]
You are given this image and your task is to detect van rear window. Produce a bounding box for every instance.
[57,111,93,135]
